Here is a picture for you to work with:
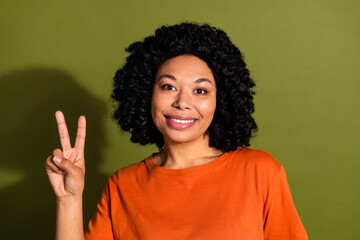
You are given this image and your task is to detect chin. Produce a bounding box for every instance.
[163,131,208,145]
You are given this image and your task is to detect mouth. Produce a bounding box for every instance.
[167,117,196,123]
[164,115,198,129]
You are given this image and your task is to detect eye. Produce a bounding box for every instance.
[194,88,208,95]
[161,84,176,91]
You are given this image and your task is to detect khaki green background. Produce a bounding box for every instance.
[0,0,359,239]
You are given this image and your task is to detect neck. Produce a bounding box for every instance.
[156,135,224,169]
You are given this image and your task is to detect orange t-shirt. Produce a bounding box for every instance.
[85,147,308,240]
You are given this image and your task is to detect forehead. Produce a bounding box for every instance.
[156,55,214,80]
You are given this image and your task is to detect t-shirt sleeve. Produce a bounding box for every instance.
[263,166,308,240]
[85,178,114,240]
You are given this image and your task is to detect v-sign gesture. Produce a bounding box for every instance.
[46,111,86,200]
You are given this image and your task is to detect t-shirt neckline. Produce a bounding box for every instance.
[146,149,236,175]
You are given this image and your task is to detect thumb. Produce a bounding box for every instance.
[52,149,82,179]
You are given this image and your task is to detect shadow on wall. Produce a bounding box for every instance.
[0,68,108,239]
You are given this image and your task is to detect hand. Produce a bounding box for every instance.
[46,111,86,201]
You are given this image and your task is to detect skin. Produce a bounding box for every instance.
[46,54,223,239]
[151,55,223,169]
[46,111,86,240]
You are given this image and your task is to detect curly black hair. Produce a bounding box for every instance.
[112,22,257,152]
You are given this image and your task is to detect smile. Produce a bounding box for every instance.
[165,115,198,129]
[168,118,196,124]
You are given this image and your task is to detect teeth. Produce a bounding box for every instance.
[169,118,195,124]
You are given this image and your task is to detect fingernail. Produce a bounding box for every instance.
[53,156,61,164]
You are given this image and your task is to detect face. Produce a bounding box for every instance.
[151,55,217,145]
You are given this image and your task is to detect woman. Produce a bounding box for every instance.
[46,23,308,239]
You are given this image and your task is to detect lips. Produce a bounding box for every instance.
[165,115,198,129]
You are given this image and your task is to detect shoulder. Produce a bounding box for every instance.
[234,147,281,168]
[108,156,150,185]
[229,147,283,176]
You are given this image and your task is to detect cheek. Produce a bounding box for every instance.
[198,98,216,118]
[151,90,168,122]
[150,95,159,122]
[151,91,163,112]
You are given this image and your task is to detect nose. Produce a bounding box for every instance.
[172,90,192,110]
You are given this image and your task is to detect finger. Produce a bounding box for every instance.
[52,149,83,178]
[74,115,86,151]
[55,111,72,151]
[52,149,64,162]
[46,155,65,174]
[46,155,61,174]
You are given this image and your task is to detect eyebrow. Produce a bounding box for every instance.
[157,75,213,85]
[195,78,213,85]
[158,74,176,81]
